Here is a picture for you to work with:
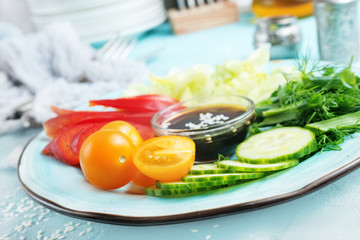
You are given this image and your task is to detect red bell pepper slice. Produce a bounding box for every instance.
[44,111,154,139]
[50,105,75,115]
[41,142,53,156]
[50,122,106,165]
[71,124,105,155]
[88,94,177,112]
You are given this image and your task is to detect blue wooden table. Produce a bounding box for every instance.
[2,13,360,240]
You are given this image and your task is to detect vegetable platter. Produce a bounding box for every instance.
[18,127,360,225]
[18,50,360,225]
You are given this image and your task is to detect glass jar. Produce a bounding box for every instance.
[254,15,302,59]
[252,0,314,18]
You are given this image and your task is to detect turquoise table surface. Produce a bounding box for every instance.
[2,13,360,240]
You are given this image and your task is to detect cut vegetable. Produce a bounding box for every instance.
[218,159,299,172]
[182,173,264,182]
[133,136,196,182]
[145,185,223,197]
[236,127,317,164]
[189,163,230,175]
[305,111,360,134]
[156,179,243,190]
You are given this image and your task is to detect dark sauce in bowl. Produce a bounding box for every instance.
[152,96,255,162]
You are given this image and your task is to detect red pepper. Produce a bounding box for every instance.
[44,111,154,139]
[50,105,75,115]
[71,124,105,155]
[41,142,53,156]
[89,94,177,112]
[50,122,105,165]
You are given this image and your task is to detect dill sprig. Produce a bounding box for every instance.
[255,58,360,152]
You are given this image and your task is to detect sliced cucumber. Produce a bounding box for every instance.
[189,163,230,175]
[145,185,223,197]
[182,172,265,182]
[218,159,299,172]
[156,179,243,190]
[236,127,317,164]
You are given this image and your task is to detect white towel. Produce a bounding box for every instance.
[0,22,150,134]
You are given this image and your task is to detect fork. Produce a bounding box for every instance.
[6,34,137,127]
[94,34,137,61]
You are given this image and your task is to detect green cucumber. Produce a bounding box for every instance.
[182,172,265,182]
[145,185,223,197]
[156,179,243,190]
[189,163,230,175]
[218,159,299,172]
[305,111,360,134]
[236,127,317,164]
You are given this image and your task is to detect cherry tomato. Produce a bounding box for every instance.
[101,121,155,187]
[79,129,136,190]
[133,136,196,182]
[132,170,156,187]
[101,121,143,147]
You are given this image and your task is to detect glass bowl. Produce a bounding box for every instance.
[151,95,255,162]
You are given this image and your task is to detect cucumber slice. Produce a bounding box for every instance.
[145,185,223,197]
[236,127,317,164]
[218,159,299,172]
[182,172,264,182]
[189,163,230,175]
[156,179,243,190]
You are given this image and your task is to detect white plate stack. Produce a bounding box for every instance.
[26,0,167,43]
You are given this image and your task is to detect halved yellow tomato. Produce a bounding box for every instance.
[133,136,196,182]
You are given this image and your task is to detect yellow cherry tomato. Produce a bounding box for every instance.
[101,121,143,147]
[133,136,196,182]
[80,129,136,190]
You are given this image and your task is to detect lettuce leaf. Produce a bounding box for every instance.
[125,45,286,103]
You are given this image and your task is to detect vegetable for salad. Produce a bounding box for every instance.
[125,45,286,103]
[133,136,196,182]
[218,159,299,172]
[236,127,317,164]
[189,163,230,175]
[145,185,223,197]
[254,60,360,151]
[44,111,154,139]
[305,111,360,134]
[156,179,242,190]
[89,94,178,112]
[101,121,144,147]
[182,172,265,182]
[50,122,106,165]
[80,129,136,190]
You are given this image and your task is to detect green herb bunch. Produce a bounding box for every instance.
[254,59,360,151]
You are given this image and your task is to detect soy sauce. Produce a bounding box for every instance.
[163,105,246,130]
[162,105,254,162]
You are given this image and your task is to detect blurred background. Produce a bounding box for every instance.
[0,0,255,42]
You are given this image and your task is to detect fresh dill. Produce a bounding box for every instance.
[255,58,360,152]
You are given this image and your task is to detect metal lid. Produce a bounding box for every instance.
[256,15,298,30]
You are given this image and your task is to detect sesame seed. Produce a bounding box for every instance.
[79,231,85,236]
[190,229,199,233]
[87,227,92,232]
[212,224,220,228]
[206,234,211,240]
[64,226,75,233]
[3,202,15,213]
